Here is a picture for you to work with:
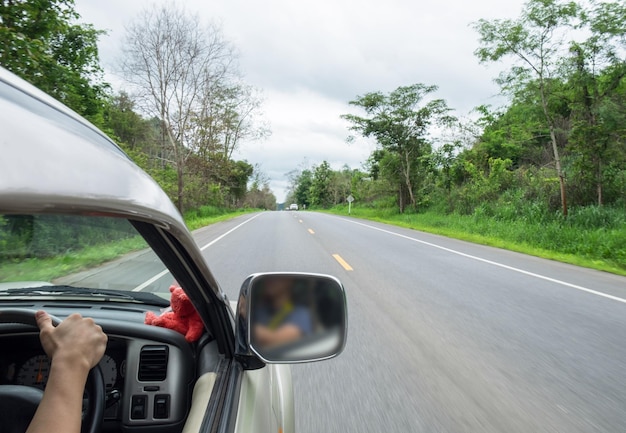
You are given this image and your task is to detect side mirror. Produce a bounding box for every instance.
[235,272,347,366]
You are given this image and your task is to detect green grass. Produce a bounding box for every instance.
[183,206,257,230]
[0,207,258,284]
[0,236,148,283]
[323,205,626,276]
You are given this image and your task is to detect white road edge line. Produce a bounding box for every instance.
[132,270,169,292]
[132,213,262,292]
[342,218,626,305]
[199,213,262,251]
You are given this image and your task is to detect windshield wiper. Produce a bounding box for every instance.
[0,285,170,307]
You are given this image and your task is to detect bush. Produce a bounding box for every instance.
[565,205,626,230]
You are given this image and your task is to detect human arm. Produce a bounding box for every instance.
[254,323,303,348]
[254,308,312,348]
[26,311,107,433]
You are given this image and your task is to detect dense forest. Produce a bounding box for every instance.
[288,0,626,228]
[0,0,276,213]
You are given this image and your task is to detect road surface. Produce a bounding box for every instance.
[62,210,626,432]
[196,211,626,433]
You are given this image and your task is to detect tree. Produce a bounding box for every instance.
[293,169,313,208]
[245,165,276,209]
[105,92,158,152]
[120,4,235,212]
[471,97,558,173]
[473,0,580,216]
[309,161,332,207]
[226,160,254,206]
[191,81,269,163]
[0,0,107,122]
[342,84,454,212]
[434,141,464,196]
[327,165,353,206]
[565,0,626,205]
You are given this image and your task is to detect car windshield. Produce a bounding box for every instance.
[0,214,174,300]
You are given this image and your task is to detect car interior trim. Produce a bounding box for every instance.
[181,372,218,433]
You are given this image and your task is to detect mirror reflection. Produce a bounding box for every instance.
[248,274,346,362]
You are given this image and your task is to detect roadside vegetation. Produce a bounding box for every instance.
[1,1,274,284]
[0,0,276,213]
[0,235,148,283]
[286,0,626,275]
[0,207,257,283]
[184,206,256,230]
[325,205,626,276]
[1,0,625,277]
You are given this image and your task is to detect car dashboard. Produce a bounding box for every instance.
[0,302,201,433]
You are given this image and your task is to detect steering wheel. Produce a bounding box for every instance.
[0,309,105,433]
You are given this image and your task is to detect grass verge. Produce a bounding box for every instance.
[184,206,256,231]
[0,207,258,283]
[323,205,626,277]
[0,236,148,283]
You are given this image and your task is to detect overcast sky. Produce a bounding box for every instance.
[75,0,525,202]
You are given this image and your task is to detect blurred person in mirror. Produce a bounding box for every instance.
[253,277,313,348]
[26,310,107,433]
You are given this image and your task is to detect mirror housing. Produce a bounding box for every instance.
[235,272,347,367]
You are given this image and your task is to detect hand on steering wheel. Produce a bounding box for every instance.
[0,309,107,433]
[36,311,107,374]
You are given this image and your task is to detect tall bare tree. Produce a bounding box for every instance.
[120,3,234,211]
[191,81,268,163]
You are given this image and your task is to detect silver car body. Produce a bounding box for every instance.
[0,67,297,433]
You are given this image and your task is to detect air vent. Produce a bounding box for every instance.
[138,346,169,381]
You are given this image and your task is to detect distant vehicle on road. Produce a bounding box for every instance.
[289,204,299,210]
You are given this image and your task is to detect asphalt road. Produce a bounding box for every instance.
[67,210,626,432]
[193,211,626,433]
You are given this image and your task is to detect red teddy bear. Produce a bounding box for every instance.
[145,285,204,342]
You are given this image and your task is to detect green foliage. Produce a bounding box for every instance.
[4,0,624,276]
[0,236,147,283]
[228,161,255,205]
[244,165,276,210]
[287,163,384,210]
[473,0,579,66]
[471,103,546,169]
[118,4,269,213]
[0,215,137,260]
[291,0,626,275]
[104,92,262,212]
[562,2,626,206]
[469,0,626,213]
[449,158,514,214]
[0,0,107,123]
[310,161,332,207]
[183,206,255,230]
[323,204,626,275]
[566,205,626,230]
[473,0,583,216]
[342,84,454,212]
[104,93,159,151]
[294,169,313,207]
[189,207,255,229]
[0,209,252,282]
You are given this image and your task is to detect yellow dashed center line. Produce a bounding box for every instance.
[308,229,315,234]
[333,254,353,271]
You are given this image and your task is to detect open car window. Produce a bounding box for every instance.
[0,214,174,300]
